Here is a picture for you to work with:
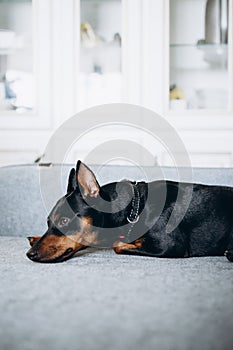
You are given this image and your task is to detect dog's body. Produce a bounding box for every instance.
[27,161,233,263]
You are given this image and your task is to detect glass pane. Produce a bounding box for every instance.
[169,0,229,111]
[79,0,122,110]
[0,0,34,113]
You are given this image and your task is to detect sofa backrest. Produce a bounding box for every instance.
[1,163,233,237]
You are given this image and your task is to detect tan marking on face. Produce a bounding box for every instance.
[81,216,92,228]
[27,215,99,262]
[31,234,84,262]
[27,236,42,247]
[53,214,60,223]
[30,216,98,262]
[75,217,98,245]
[113,238,144,254]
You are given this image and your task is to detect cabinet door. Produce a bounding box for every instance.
[77,0,123,111]
[0,0,52,129]
[168,0,232,113]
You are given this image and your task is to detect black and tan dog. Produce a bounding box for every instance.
[27,161,233,263]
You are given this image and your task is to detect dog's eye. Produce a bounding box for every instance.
[58,217,70,227]
[65,248,73,254]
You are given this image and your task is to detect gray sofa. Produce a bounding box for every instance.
[0,164,233,350]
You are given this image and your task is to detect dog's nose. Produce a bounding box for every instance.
[27,250,38,260]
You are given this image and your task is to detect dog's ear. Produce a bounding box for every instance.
[27,236,41,247]
[75,160,100,198]
[67,168,76,193]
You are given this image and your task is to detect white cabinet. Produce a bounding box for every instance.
[78,0,122,110]
[141,0,233,167]
[168,0,231,112]
[0,0,233,167]
[163,0,233,167]
[0,0,52,129]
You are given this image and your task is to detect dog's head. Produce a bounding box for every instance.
[26,161,102,263]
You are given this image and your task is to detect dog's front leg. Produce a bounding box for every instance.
[113,239,144,255]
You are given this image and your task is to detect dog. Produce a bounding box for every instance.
[26,161,233,263]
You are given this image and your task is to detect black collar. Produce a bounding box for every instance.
[118,182,140,242]
[127,182,140,224]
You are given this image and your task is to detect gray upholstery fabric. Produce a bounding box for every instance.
[0,164,233,350]
[0,237,233,350]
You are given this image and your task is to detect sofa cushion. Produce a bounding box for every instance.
[0,236,232,350]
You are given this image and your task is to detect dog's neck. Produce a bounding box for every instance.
[96,181,147,243]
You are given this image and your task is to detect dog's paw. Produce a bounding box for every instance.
[113,239,143,254]
[224,250,233,262]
